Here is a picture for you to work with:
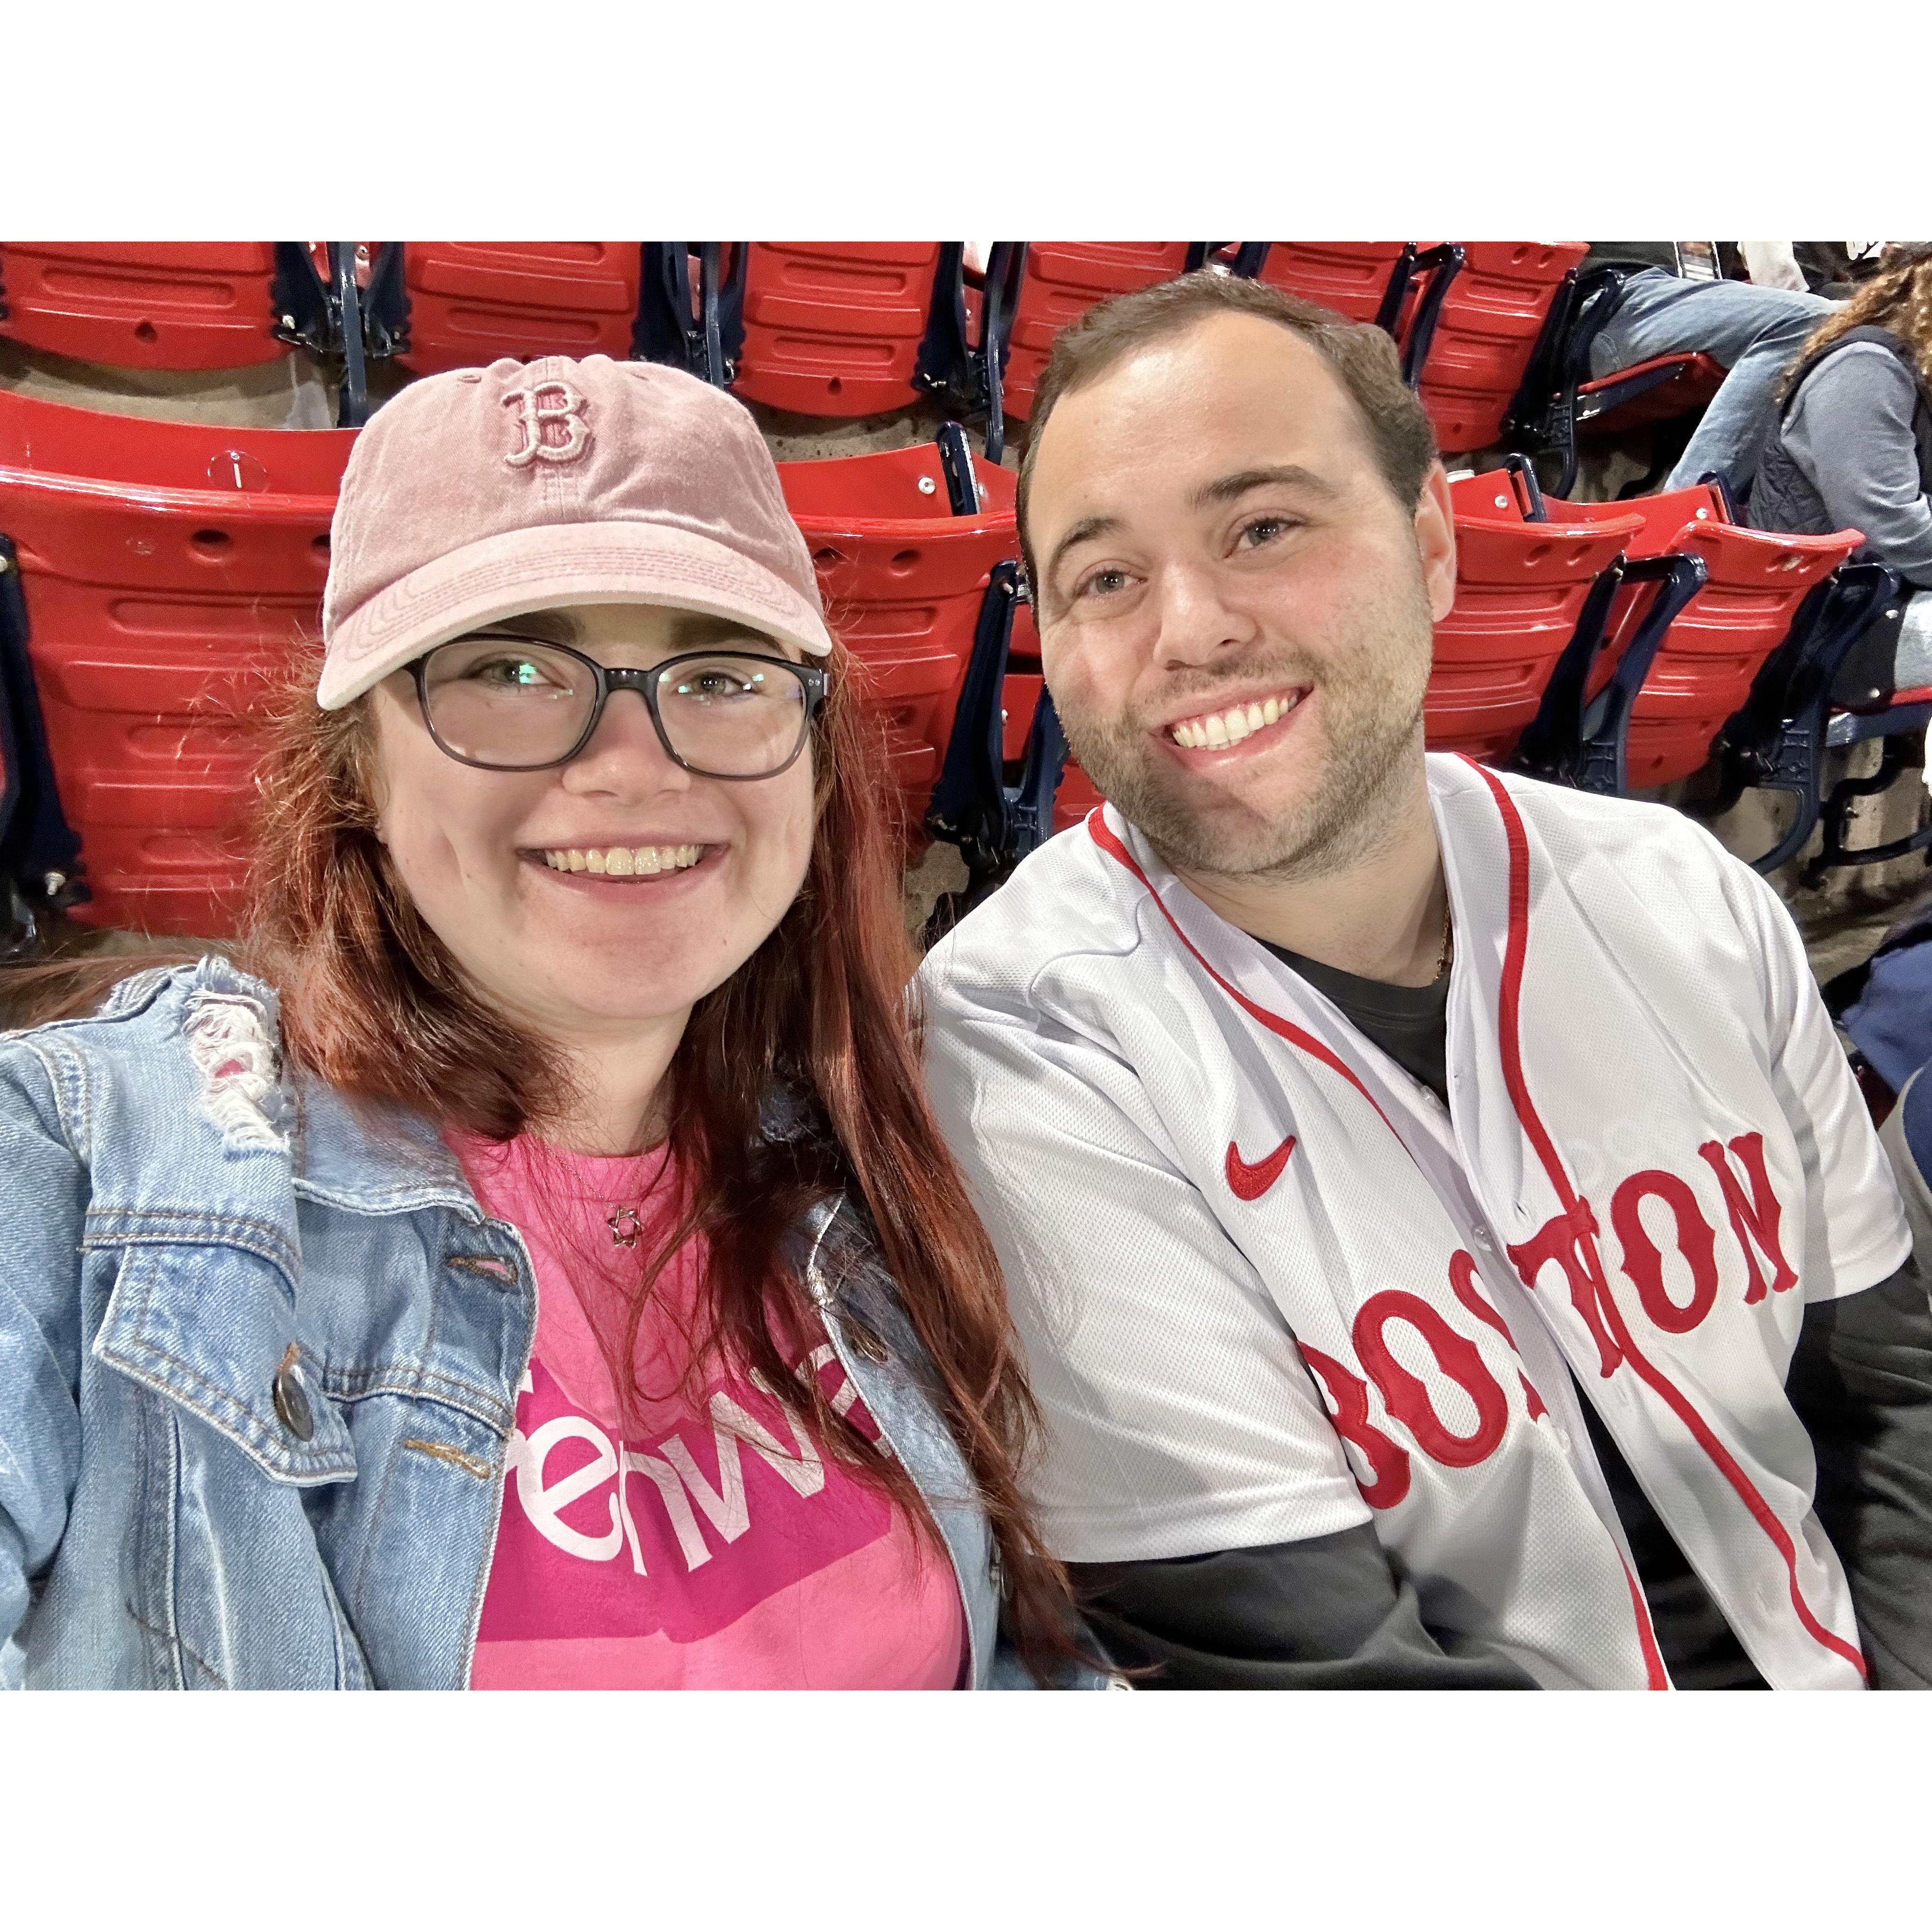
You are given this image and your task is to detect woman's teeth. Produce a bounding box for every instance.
[1169,691,1300,750]
[541,844,703,876]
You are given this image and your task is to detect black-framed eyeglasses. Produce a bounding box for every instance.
[410,635,828,780]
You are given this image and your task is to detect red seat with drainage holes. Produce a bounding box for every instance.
[1413,241,1589,453]
[1001,245,1198,424]
[1429,511,1642,761]
[728,243,947,418]
[1611,521,1860,788]
[776,443,1017,842]
[1535,495,1860,788]
[392,242,644,374]
[0,389,354,936]
[0,243,291,370]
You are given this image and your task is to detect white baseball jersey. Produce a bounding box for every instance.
[919,754,1910,1689]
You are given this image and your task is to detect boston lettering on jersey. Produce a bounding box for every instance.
[921,754,1910,1690]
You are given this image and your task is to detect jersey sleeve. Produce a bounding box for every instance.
[920,972,1371,1564]
[1729,853,1911,1299]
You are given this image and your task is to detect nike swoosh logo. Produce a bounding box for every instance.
[1225,1133,1298,1200]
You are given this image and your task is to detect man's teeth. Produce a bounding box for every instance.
[1169,692,1299,750]
[540,844,704,876]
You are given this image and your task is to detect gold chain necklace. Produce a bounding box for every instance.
[1435,897,1454,980]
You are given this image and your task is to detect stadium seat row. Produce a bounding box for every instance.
[0,241,1728,466]
[0,391,1903,947]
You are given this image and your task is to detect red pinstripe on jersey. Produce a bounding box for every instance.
[1460,755,1866,1684]
[1086,812,1403,1144]
[1088,801,1670,1685]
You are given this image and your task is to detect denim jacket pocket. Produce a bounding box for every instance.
[93,1243,357,1486]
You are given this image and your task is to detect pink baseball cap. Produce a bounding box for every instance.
[317,353,833,711]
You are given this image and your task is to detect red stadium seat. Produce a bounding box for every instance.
[724,243,950,417]
[1599,520,1858,789]
[1573,351,1727,437]
[1242,243,1414,327]
[1429,511,1642,762]
[385,242,645,374]
[1000,244,1201,424]
[776,440,1016,842]
[0,243,294,370]
[1413,242,1589,454]
[0,390,353,936]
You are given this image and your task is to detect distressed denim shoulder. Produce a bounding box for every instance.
[0,959,1108,1689]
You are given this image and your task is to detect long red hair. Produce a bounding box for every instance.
[9,635,1078,1677]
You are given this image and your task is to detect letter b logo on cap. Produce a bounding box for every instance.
[502,381,592,468]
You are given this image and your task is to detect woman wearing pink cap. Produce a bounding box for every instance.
[0,355,1108,1690]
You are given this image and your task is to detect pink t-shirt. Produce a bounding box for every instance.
[450,1132,966,1690]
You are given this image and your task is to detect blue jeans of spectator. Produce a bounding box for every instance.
[1587,268,1833,494]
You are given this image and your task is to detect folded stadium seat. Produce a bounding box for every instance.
[775,435,1017,845]
[375,242,646,375]
[0,390,354,937]
[1410,242,1589,455]
[0,243,301,369]
[1428,511,1643,763]
[714,243,953,418]
[1504,264,1731,495]
[999,245,1206,425]
[1586,520,1859,790]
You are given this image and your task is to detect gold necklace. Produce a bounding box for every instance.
[1434,898,1454,980]
[606,1205,644,1249]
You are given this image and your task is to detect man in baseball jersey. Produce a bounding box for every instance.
[919,271,1932,1689]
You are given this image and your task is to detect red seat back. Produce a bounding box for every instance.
[1614,522,1860,788]
[1428,512,1640,761]
[0,391,352,936]
[1002,245,1197,423]
[777,446,1016,842]
[728,243,944,417]
[1414,241,1589,454]
[1246,242,1410,324]
[0,243,290,371]
[393,242,643,374]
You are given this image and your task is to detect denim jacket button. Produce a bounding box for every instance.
[273,1349,315,1441]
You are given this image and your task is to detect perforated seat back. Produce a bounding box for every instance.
[0,243,290,370]
[1429,512,1639,761]
[0,391,352,936]
[1615,521,1859,788]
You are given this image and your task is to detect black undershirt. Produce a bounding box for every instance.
[1263,940,1771,1689]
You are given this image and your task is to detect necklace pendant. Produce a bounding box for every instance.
[607,1205,643,1249]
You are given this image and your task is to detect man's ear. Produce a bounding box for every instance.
[1413,461,1458,623]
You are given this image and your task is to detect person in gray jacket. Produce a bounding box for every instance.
[1748,243,1932,704]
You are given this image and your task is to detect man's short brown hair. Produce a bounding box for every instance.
[1013,268,1439,594]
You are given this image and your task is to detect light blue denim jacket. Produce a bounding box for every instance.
[0,957,1102,1690]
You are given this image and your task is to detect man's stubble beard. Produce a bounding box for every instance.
[1056,574,1435,887]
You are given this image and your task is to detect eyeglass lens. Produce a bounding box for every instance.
[420,640,811,776]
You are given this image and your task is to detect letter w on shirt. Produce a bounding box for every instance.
[634,1394,827,1572]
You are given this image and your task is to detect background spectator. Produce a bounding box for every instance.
[1748,243,1932,705]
